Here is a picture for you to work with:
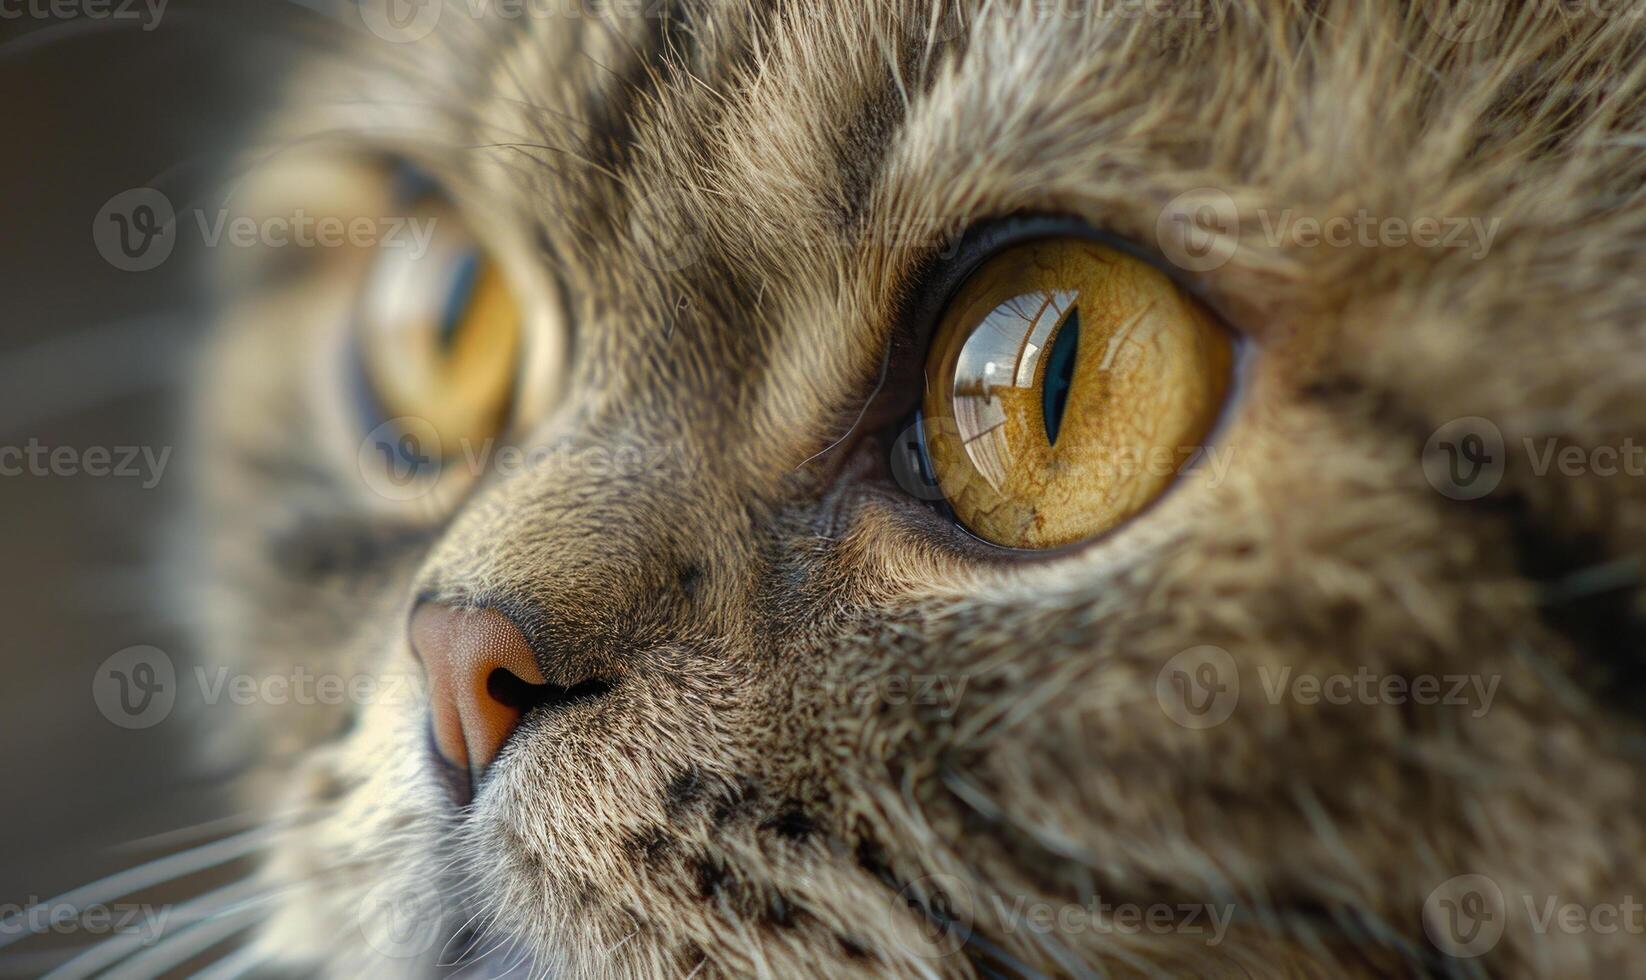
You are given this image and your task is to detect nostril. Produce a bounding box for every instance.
[409,601,615,803]
[485,667,549,711]
[487,668,614,713]
[409,602,542,786]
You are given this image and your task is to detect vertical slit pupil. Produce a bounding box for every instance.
[1042,307,1080,446]
[438,250,481,350]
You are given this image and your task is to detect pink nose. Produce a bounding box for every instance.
[409,603,547,781]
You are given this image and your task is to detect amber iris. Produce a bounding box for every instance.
[355,198,521,456]
[921,238,1232,548]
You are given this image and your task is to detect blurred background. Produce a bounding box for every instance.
[1,4,298,973]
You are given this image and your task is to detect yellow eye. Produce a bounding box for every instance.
[920,238,1233,549]
[355,195,521,461]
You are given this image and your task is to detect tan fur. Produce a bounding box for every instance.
[194,1,1646,975]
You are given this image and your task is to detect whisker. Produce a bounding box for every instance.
[187,940,266,980]
[450,928,512,974]
[111,808,307,855]
[0,14,175,62]
[0,0,364,69]
[99,890,275,980]
[791,332,895,473]
[36,879,268,980]
[463,141,621,184]
[25,863,350,975]
[436,906,490,967]
[0,822,293,953]
[0,314,192,436]
[0,948,102,974]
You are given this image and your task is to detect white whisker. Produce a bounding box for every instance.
[186,940,266,980]
[100,897,270,980]
[38,879,267,980]
[0,313,191,435]
[0,823,290,953]
[112,807,316,854]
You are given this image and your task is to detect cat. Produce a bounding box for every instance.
[181,0,1646,976]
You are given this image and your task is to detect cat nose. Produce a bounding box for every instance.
[409,602,548,784]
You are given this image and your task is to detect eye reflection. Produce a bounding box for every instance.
[948,289,1078,491]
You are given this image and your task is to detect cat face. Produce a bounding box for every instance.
[196,1,1646,975]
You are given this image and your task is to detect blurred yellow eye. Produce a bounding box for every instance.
[355,196,521,459]
[920,238,1233,549]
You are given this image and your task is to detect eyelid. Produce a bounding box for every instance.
[897,214,1244,353]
